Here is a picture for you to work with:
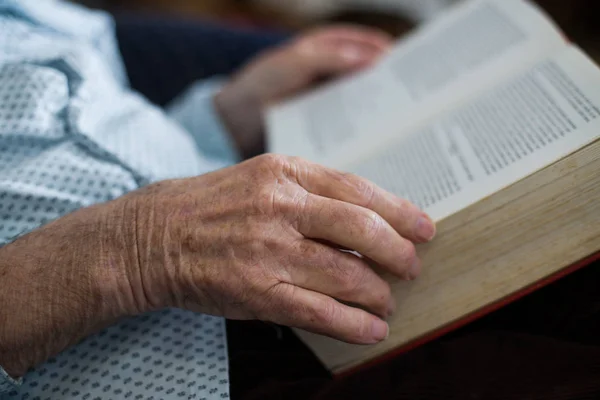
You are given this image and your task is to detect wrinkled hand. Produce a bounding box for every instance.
[0,155,435,377]
[124,155,436,344]
[215,25,393,158]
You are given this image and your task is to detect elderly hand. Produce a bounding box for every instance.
[0,154,435,378]
[122,155,435,343]
[215,25,393,158]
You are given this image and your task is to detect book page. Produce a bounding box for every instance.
[267,0,566,164]
[341,45,600,221]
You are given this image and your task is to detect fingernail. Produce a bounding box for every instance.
[405,258,421,281]
[415,215,436,242]
[372,319,389,342]
[340,46,364,62]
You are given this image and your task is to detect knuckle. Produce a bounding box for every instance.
[354,313,374,342]
[397,197,410,211]
[398,241,417,268]
[311,299,338,328]
[248,154,288,182]
[253,184,308,220]
[251,154,311,184]
[337,260,369,295]
[358,210,385,245]
[349,175,376,207]
[255,153,289,171]
[287,155,306,166]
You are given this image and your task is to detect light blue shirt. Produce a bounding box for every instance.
[0,0,240,398]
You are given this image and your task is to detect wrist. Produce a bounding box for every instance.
[0,203,139,377]
[214,83,265,159]
[117,183,199,312]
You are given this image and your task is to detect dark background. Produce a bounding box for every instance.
[75,0,600,61]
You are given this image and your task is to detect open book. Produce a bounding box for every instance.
[266,0,600,374]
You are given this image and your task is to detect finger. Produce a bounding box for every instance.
[311,25,394,50]
[268,283,389,344]
[293,40,375,76]
[284,239,394,318]
[297,194,421,280]
[322,38,386,67]
[296,163,436,244]
[364,255,422,284]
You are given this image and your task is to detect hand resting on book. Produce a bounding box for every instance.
[0,154,436,378]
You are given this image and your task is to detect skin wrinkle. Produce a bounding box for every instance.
[260,223,289,282]
[257,280,296,322]
[130,198,154,313]
[182,246,219,315]
[107,251,134,316]
[318,196,341,230]
[49,240,80,354]
[160,206,183,308]
[331,254,370,299]
[358,211,386,255]
[349,172,377,211]
[272,238,297,285]
[110,200,144,316]
[146,190,167,310]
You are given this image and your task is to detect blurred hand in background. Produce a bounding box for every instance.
[215,25,393,158]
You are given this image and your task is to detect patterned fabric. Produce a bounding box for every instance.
[5,310,229,400]
[0,0,239,398]
[0,370,19,395]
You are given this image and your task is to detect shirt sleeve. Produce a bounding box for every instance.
[0,62,143,247]
[166,77,242,165]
